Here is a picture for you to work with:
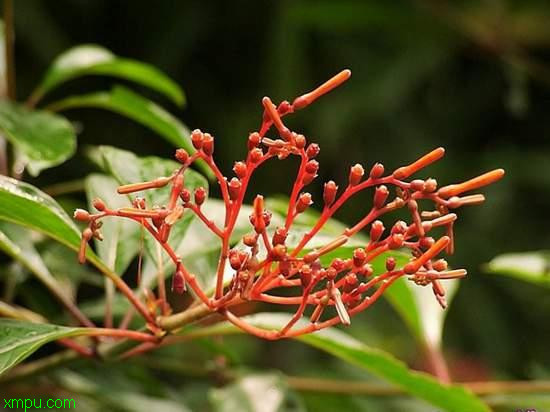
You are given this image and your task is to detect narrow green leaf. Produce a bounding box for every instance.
[0,101,76,176]
[210,372,306,412]
[0,319,83,375]
[32,44,184,106]
[485,251,550,288]
[48,86,211,176]
[187,313,490,412]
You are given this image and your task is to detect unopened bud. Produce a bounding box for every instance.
[92,198,106,211]
[229,250,242,270]
[373,185,389,209]
[243,234,257,247]
[180,188,191,203]
[331,258,346,272]
[388,233,404,249]
[295,134,306,149]
[248,132,261,150]
[175,148,189,163]
[271,244,287,261]
[385,257,396,271]
[172,269,186,294]
[369,163,385,179]
[194,187,207,206]
[249,148,263,163]
[349,164,364,186]
[410,179,425,191]
[432,259,448,271]
[391,221,408,235]
[296,192,312,213]
[424,178,437,193]
[306,143,320,158]
[202,133,214,156]
[233,161,247,178]
[272,227,288,245]
[353,248,367,267]
[228,178,242,201]
[191,129,204,149]
[323,180,338,206]
[370,220,385,242]
[419,237,435,249]
[74,209,90,222]
[305,160,319,175]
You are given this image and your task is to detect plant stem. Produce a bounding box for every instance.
[158,301,214,331]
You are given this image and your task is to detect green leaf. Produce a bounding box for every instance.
[88,145,207,270]
[0,101,76,176]
[0,319,83,375]
[485,251,550,288]
[0,222,75,302]
[48,86,211,177]
[85,174,141,274]
[210,372,305,412]
[187,313,490,412]
[32,44,184,106]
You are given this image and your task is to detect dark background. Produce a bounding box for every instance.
[10,0,550,388]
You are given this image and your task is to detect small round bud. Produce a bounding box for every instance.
[278,100,292,115]
[271,244,287,261]
[326,267,337,280]
[194,187,207,206]
[373,185,389,209]
[92,198,106,211]
[262,211,272,227]
[74,209,90,222]
[369,163,385,179]
[353,248,367,267]
[229,250,242,270]
[180,188,191,203]
[349,164,364,186]
[361,264,373,277]
[370,220,385,242]
[306,143,320,158]
[388,233,404,249]
[172,269,186,294]
[272,227,288,245]
[233,161,247,179]
[385,257,396,271]
[302,173,316,185]
[432,259,448,271]
[191,129,204,149]
[296,192,313,213]
[345,273,358,287]
[331,258,346,272]
[391,220,408,235]
[410,179,425,191]
[423,178,437,193]
[300,264,312,287]
[295,134,306,149]
[447,196,461,209]
[175,148,189,163]
[323,180,338,206]
[248,132,261,150]
[249,148,263,163]
[202,133,214,156]
[305,160,319,175]
[228,178,242,201]
[243,234,257,247]
[419,237,435,250]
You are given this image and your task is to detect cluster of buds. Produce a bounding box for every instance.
[75,70,504,340]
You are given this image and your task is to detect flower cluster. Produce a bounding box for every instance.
[75,70,504,340]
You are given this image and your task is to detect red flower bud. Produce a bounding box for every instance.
[248,132,261,150]
[370,220,385,242]
[271,244,287,261]
[175,148,189,163]
[249,148,263,163]
[74,209,90,222]
[424,178,437,193]
[385,257,396,271]
[419,237,435,250]
[295,134,306,149]
[296,192,312,213]
[373,185,389,209]
[361,264,373,277]
[323,180,338,206]
[272,227,288,245]
[391,220,408,235]
[331,258,346,272]
[172,269,186,294]
[300,264,312,287]
[326,267,337,280]
[180,188,191,203]
[194,187,207,206]
[92,198,106,211]
[388,233,404,249]
[243,234,257,247]
[202,133,214,156]
[262,211,272,227]
[233,161,247,178]
[353,248,367,267]
[432,259,448,271]
[306,143,320,158]
[349,163,364,186]
[369,162,385,179]
[410,179,425,191]
[229,250,242,270]
[228,178,242,201]
[305,160,319,175]
[191,129,204,149]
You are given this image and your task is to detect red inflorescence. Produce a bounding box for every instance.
[75,70,505,340]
